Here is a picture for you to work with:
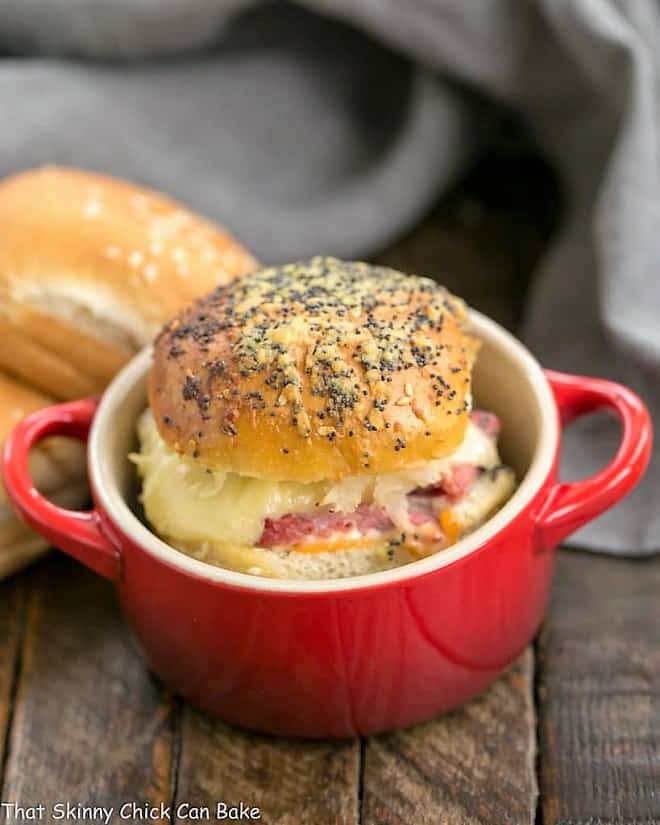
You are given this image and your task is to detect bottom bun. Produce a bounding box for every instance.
[175,535,413,580]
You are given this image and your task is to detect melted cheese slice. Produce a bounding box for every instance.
[131,409,502,549]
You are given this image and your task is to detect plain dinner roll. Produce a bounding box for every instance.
[0,371,88,577]
[150,256,479,483]
[0,166,257,400]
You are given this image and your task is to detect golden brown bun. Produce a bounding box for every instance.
[0,371,88,577]
[0,166,257,400]
[150,257,478,483]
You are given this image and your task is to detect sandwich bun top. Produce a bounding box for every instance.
[149,256,478,483]
[0,166,257,399]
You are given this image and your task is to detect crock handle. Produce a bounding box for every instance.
[535,370,652,552]
[2,398,121,581]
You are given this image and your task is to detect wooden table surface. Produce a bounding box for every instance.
[1,136,658,824]
[0,551,658,824]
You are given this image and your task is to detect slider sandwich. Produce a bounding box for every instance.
[134,257,516,579]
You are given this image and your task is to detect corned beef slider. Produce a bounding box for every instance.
[132,256,515,579]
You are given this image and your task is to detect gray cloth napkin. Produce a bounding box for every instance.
[1,0,659,554]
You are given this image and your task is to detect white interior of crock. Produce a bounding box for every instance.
[89,310,558,593]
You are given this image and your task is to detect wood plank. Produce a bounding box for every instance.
[361,649,536,825]
[0,555,176,821]
[0,574,26,779]
[538,550,660,825]
[174,706,360,825]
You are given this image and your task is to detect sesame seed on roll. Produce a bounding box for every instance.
[149,256,479,484]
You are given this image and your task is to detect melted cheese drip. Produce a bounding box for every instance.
[291,534,387,555]
[132,409,501,549]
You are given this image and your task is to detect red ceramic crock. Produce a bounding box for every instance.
[2,311,652,737]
